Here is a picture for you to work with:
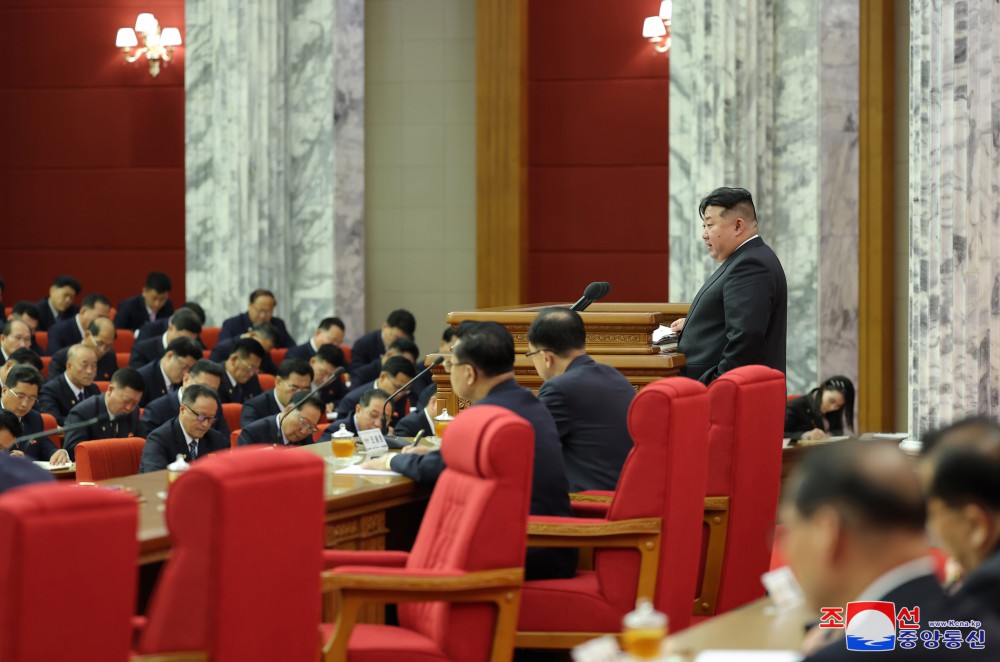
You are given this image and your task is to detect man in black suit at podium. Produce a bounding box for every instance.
[114,271,175,332]
[673,187,787,384]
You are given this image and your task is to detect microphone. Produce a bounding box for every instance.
[278,366,346,426]
[13,415,102,449]
[381,356,445,439]
[570,281,611,312]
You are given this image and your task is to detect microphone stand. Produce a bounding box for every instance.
[380,356,445,444]
[12,415,102,449]
[278,366,346,427]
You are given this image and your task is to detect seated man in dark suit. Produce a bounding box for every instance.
[921,417,1000,617]
[394,383,437,438]
[240,358,313,428]
[129,307,203,368]
[139,384,227,472]
[310,344,348,411]
[46,293,112,355]
[0,365,67,465]
[209,323,279,375]
[320,388,392,439]
[139,359,229,439]
[0,318,32,366]
[216,337,266,404]
[114,271,175,332]
[367,321,577,581]
[0,348,43,389]
[334,355,415,425]
[48,316,118,382]
[136,337,202,407]
[136,302,206,342]
[238,392,324,447]
[349,337,421,390]
[0,410,55,493]
[349,309,416,385]
[7,301,46,356]
[218,289,296,348]
[527,307,635,492]
[38,344,101,425]
[34,274,81,331]
[285,317,346,361]
[62,367,144,461]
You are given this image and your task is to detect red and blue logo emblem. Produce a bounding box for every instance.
[845,601,897,651]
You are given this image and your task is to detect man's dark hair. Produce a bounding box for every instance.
[52,275,82,293]
[789,440,926,532]
[110,367,145,392]
[11,301,40,321]
[145,272,172,293]
[921,415,1000,454]
[385,309,416,336]
[527,307,587,356]
[7,348,42,372]
[4,364,43,390]
[698,187,758,224]
[922,416,1000,511]
[189,359,224,381]
[230,338,266,361]
[81,293,111,310]
[165,337,203,362]
[249,289,275,303]
[359,388,391,409]
[289,390,324,415]
[1,319,28,337]
[381,355,416,380]
[182,383,220,408]
[389,338,420,359]
[318,317,345,332]
[178,302,207,324]
[251,323,280,346]
[417,383,437,410]
[0,409,24,438]
[452,322,515,378]
[88,316,113,337]
[278,358,314,381]
[169,308,203,335]
[315,344,346,368]
[442,327,457,343]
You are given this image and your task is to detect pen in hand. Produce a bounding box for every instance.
[411,430,426,447]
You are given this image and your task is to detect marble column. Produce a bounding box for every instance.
[669,0,859,397]
[185,0,366,341]
[909,0,1000,434]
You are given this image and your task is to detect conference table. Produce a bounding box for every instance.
[668,598,812,658]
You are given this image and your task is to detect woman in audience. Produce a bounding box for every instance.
[784,375,855,441]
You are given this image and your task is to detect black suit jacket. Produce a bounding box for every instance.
[136,360,177,408]
[536,355,634,492]
[955,547,1000,619]
[390,379,577,580]
[677,236,787,384]
[63,393,142,461]
[129,335,167,368]
[241,389,282,428]
[217,372,263,405]
[319,415,358,440]
[237,415,313,447]
[285,340,317,361]
[139,390,230,440]
[38,376,100,425]
[209,338,278,375]
[139,419,227,473]
[334,381,409,424]
[45,317,84,355]
[348,330,385,385]
[6,407,59,462]
[49,346,117,382]
[136,318,168,342]
[219,312,295,349]
[0,453,55,493]
[114,294,174,332]
[394,409,433,438]
[785,394,845,441]
[34,298,77,332]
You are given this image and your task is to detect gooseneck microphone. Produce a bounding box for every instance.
[570,281,611,312]
[381,355,446,436]
[278,365,347,426]
[12,414,102,450]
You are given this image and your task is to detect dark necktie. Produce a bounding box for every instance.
[188,440,198,460]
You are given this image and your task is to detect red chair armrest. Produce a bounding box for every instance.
[322,549,409,570]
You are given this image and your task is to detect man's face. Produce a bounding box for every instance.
[249,332,275,353]
[106,385,142,417]
[187,371,222,393]
[2,381,39,418]
[228,353,262,384]
[355,398,389,431]
[448,339,475,401]
[316,325,345,347]
[377,370,411,396]
[701,205,743,263]
[66,347,98,387]
[311,358,335,385]
[143,287,170,312]
[925,497,979,574]
[80,303,111,329]
[179,395,219,439]
[527,342,556,381]
[1,320,31,355]
[49,285,77,313]
[12,313,39,334]
[283,405,322,442]
[381,324,408,347]
[0,430,13,451]
[248,296,276,325]
[779,502,840,609]
[276,371,312,405]
[87,319,116,358]
[163,352,196,384]
[165,325,198,344]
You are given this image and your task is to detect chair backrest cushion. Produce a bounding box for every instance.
[221,403,243,436]
[75,437,146,481]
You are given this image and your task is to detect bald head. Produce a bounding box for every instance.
[67,343,97,365]
[86,316,116,357]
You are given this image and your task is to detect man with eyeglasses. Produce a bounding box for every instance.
[1,365,68,465]
[320,388,392,438]
[45,293,112,355]
[217,338,266,404]
[218,289,296,349]
[334,355,415,424]
[6,302,45,356]
[0,318,32,366]
[48,316,118,382]
[139,359,229,439]
[137,337,203,408]
[309,344,348,411]
[38,344,101,425]
[140,384,227,472]
[238,391,324,447]
[63,367,145,461]
[240,358,313,428]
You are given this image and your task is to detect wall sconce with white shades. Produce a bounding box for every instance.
[642,0,672,54]
[115,13,182,77]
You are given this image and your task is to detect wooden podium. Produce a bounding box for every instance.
[430,302,690,414]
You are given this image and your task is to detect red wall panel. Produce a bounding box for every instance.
[0,0,185,309]
[527,0,669,303]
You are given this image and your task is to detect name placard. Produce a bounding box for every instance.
[358,428,389,458]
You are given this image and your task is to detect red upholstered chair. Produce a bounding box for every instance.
[514,377,710,649]
[35,331,48,354]
[116,352,130,369]
[114,329,135,354]
[95,380,110,393]
[340,344,352,364]
[230,430,241,448]
[321,405,534,662]
[221,403,243,435]
[257,374,276,391]
[201,326,222,350]
[39,413,59,448]
[694,366,785,616]
[270,348,288,365]
[202,350,212,359]
[135,447,325,661]
[314,422,331,442]
[75,438,146,481]
[0,483,138,661]
[40,356,51,379]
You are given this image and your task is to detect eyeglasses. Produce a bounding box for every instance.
[8,389,38,404]
[296,412,319,434]
[236,356,261,375]
[184,404,217,424]
[525,348,548,358]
